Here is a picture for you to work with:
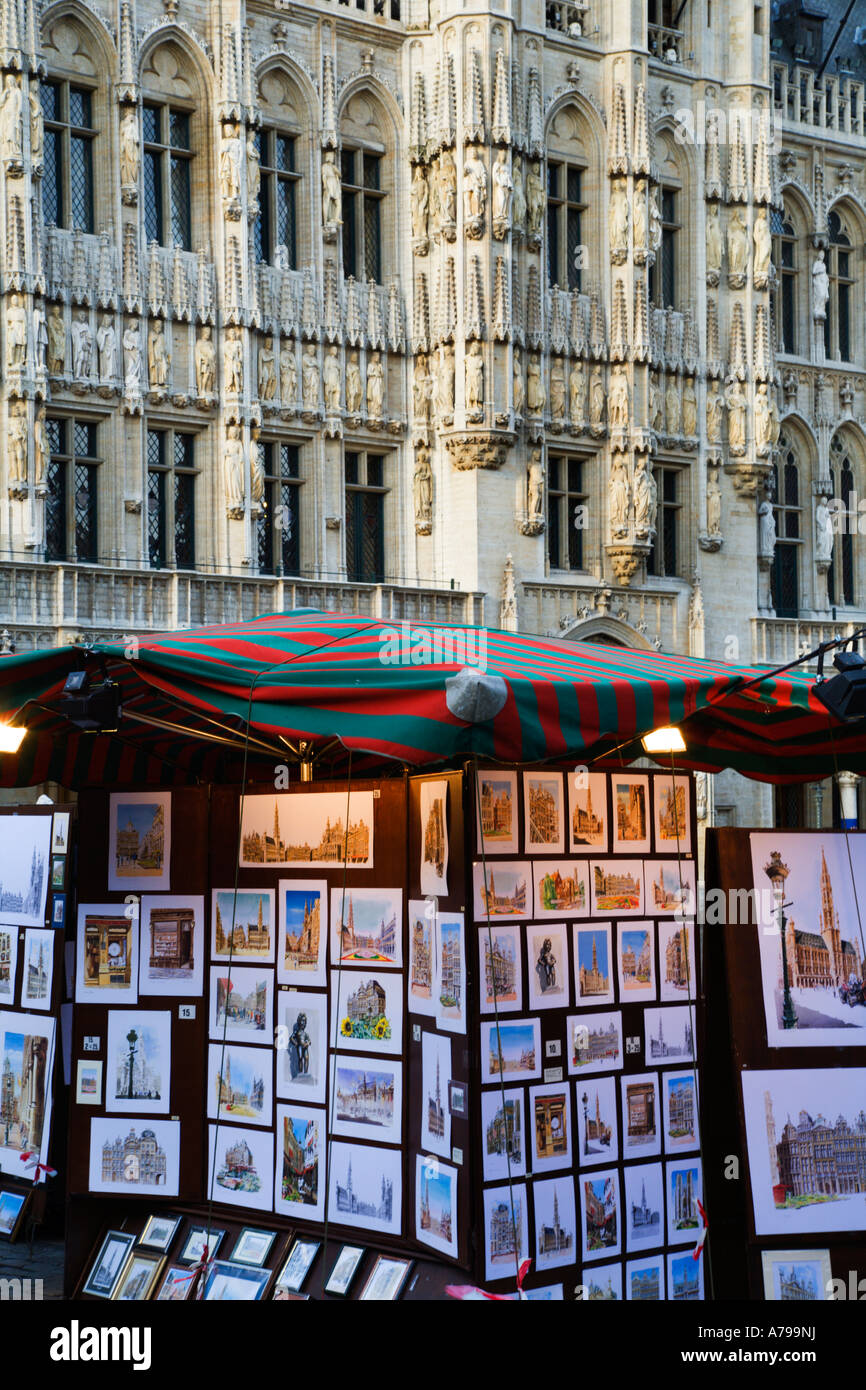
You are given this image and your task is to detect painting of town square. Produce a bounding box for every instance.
[481,1018,541,1084]
[0,814,50,928]
[278,880,326,985]
[626,1255,665,1301]
[481,1087,527,1182]
[523,772,565,855]
[590,860,644,916]
[529,1081,572,1174]
[331,888,403,970]
[209,966,273,1046]
[569,772,608,852]
[139,895,204,997]
[612,775,651,855]
[327,1140,402,1237]
[420,779,449,898]
[573,925,614,1006]
[616,923,656,1003]
[534,1176,576,1272]
[666,1157,704,1245]
[479,924,523,1014]
[330,1055,402,1144]
[330,970,403,1056]
[416,1155,458,1260]
[654,776,692,854]
[527,923,569,1011]
[108,792,170,891]
[645,860,697,917]
[240,791,374,868]
[576,1077,619,1167]
[207,1042,273,1127]
[421,1029,452,1159]
[0,927,17,1002]
[89,1118,180,1196]
[761,1249,832,1302]
[749,833,866,1047]
[663,1071,699,1153]
[472,862,531,921]
[208,1123,273,1212]
[580,1264,621,1301]
[483,1183,529,1282]
[0,1010,55,1176]
[75,904,139,1006]
[211,889,275,965]
[408,900,437,1018]
[106,1010,171,1115]
[742,1068,866,1235]
[437,914,466,1034]
[624,1161,664,1252]
[274,1103,325,1221]
[667,1251,704,1300]
[644,1005,696,1068]
[567,1009,623,1076]
[276,991,327,1103]
[621,1072,661,1157]
[580,1169,621,1263]
[476,769,518,855]
[533,860,589,919]
[20,929,54,1011]
[658,919,697,1002]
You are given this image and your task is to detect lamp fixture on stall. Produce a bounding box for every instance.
[642,726,686,755]
[813,648,866,722]
[60,666,122,733]
[0,721,27,753]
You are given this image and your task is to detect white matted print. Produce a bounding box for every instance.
[209,965,274,1046]
[580,1168,621,1263]
[576,1076,619,1167]
[662,1070,699,1153]
[624,1163,664,1254]
[476,769,518,855]
[211,889,275,964]
[208,1122,274,1213]
[51,811,70,856]
[276,990,327,1104]
[483,1183,529,1283]
[240,790,374,868]
[473,861,531,922]
[106,1009,171,1115]
[420,780,449,898]
[421,1030,451,1158]
[0,925,19,1003]
[408,899,437,1017]
[529,1080,572,1174]
[666,1157,704,1246]
[742,1067,866,1236]
[569,771,608,852]
[523,771,565,855]
[567,1009,623,1076]
[479,924,523,1014]
[207,1042,273,1127]
[616,922,656,1003]
[330,1053,402,1144]
[527,922,569,1012]
[278,880,326,986]
[416,1155,458,1260]
[646,859,697,917]
[480,1086,527,1182]
[108,792,170,892]
[626,1254,665,1301]
[437,913,466,1034]
[668,1250,704,1300]
[658,919,697,1002]
[274,1102,326,1221]
[329,970,403,1056]
[75,904,139,1005]
[590,860,644,916]
[330,887,403,969]
[533,1175,576,1272]
[0,814,51,927]
[612,775,651,855]
[328,1140,402,1238]
[480,1017,541,1084]
[573,924,614,1007]
[138,895,204,997]
[644,1005,695,1067]
[621,1071,661,1158]
[761,1249,832,1302]
[581,1263,622,1301]
[654,776,692,854]
[90,1117,180,1196]
[0,1010,56,1177]
[533,861,589,919]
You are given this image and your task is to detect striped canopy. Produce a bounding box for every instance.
[0,609,860,788]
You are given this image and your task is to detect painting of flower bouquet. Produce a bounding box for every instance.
[330,971,403,1055]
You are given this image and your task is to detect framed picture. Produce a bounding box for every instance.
[0,813,51,926]
[666,1157,704,1246]
[329,969,403,1056]
[358,1254,414,1301]
[568,771,608,852]
[616,922,656,1003]
[529,1080,572,1174]
[415,1155,458,1260]
[658,919,697,1002]
[654,775,692,854]
[82,1230,136,1298]
[138,1213,182,1253]
[626,1254,665,1301]
[475,769,518,855]
[75,1058,102,1106]
[108,791,171,892]
[277,878,327,986]
[448,1080,466,1118]
[479,924,523,1014]
[579,1168,621,1263]
[50,855,66,890]
[211,888,275,965]
[330,1054,402,1145]
[180,1226,224,1265]
[621,1071,662,1158]
[275,989,327,1104]
[327,1141,402,1238]
[0,1011,56,1178]
[644,1005,695,1067]
[420,1030,451,1158]
[645,860,697,917]
[88,1118,181,1197]
[106,1009,171,1115]
[112,1250,166,1301]
[624,1161,664,1252]
[611,774,651,855]
[0,1188,28,1240]
[330,886,403,970]
[231,1227,277,1267]
[207,1041,273,1127]
[576,1076,619,1167]
[420,779,449,898]
[52,894,66,928]
[138,895,204,998]
[533,1175,576,1272]
[202,1260,271,1301]
[274,1103,326,1221]
[566,1009,623,1077]
[209,964,273,1047]
[75,904,139,1005]
[155,1265,195,1301]
[761,1249,832,1302]
[407,899,437,1018]
[472,861,531,922]
[573,924,615,1007]
[324,1244,365,1297]
[51,811,70,856]
[590,860,644,916]
[523,771,565,855]
[207,1123,273,1213]
[20,928,55,1011]
[482,1184,529,1284]
[436,912,466,1035]
[662,1069,699,1153]
[0,925,19,1004]
[526,922,569,1011]
[533,860,589,919]
[667,1249,704,1300]
[480,1017,542,1084]
[276,1238,320,1293]
[481,1086,527,1182]
[239,790,374,869]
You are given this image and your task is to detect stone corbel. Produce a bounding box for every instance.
[445,430,513,470]
[605,544,646,588]
[724,459,771,495]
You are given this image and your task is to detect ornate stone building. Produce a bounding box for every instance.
[0,0,864,827]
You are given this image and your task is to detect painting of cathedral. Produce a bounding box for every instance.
[612,776,650,854]
[654,776,692,853]
[523,772,565,854]
[240,791,374,868]
[420,779,449,897]
[0,1010,55,1172]
[534,1176,576,1272]
[0,813,50,927]
[277,880,325,985]
[212,889,275,964]
[416,1155,458,1259]
[666,1158,704,1245]
[569,772,608,851]
[624,1163,664,1251]
[108,792,170,892]
[328,1140,402,1237]
[331,888,402,968]
[476,770,517,854]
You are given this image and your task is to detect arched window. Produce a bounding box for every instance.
[771,205,798,354]
[828,433,855,607]
[545,103,601,293]
[340,90,392,284]
[254,66,309,269]
[649,130,686,310]
[141,40,206,251]
[824,209,853,362]
[40,11,110,234]
[771,434,802,617]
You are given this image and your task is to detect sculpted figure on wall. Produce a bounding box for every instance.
[608,179,629,261]
[411,165,429,245]
[72,310,93,380]
[527,354,545,414]
[148,318,169,388]
[465,341,484,413]
[492,149,513,238]
[463,145,487,237]
[513,349,525,416]
[195,326,215,396]
[609,453,629,536]
[224,326,243,394]
[322,150,342,228]
[633,454,657,538]
[302,345,320,411]
[345,351,362,414]
[705,201,722,282]
[224,425,245,513]
[366,350,385,419]
[549,357,566,421]
[609,367,629,429]
[97,314,117,381]
[280,340,298,404]
[323,345,341,414]
[123,318,143,393]
[258,336,277,401]
[47,303,66,374]
[434,343,455,418]
[526,161,544,239]
[220,121,243,203]
[569,359,586,423]
[6,293,27,369]
[120,105,139,188]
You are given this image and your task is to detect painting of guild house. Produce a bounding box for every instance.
[535,1092,568,1161]
[670,1257,701,1301]
[0,931,12,993]
[283,894,321,971]
[440,922,462,1010]
[334,1159,393,1224]
[616,785,646,843]
[0,1033,48,1152]
[214,896,271,956]
[594,867,640,909]
[778,1265,820,1301]
[484,934,517,999]
[411,919,432,998]
[630,1266,661,1301]
[527,781,560,846]
[665,925,692,991]
[487,1099,523,1166]
[621,932,652,988]
[115,805,164,876]
[668,1077,695,1140]
[347,979,386,1024]
[480,783,513,843]
[537,1189,571,1257]
[26,942,50,1000]
[218,1139,261,1194]
[658,786,687,842]
[101,1128,167,1186]
[574,1021,620,1067]
[578,935,609,998]
[83,915,133,989]
[767,1094,866,1202]
[489,1198,522,1262]
[625,1081,656,1144]
[783,849,863,991]
[147,906,194,972]
[282,1114,319,1205]
[423,796,446,877]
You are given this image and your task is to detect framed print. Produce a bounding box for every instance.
[436,912,466,1034]
[526,921,569,1011]
[277,879,327,986]
[239,790,374,868]
[51,811,70,856]
[329,969,403,1055]
[480,1086,526,1182]
[644,1005,695,1067]
[448,1081,466,1117]
[112,1250,165,1301]
[0,925,18,1004]
[207,1041,273,1127]
[276,1238,320,1293]
[580,1264,621,1300]
[0,1010,56,1177]
[666,1157,704,1246]
[482,1183,529,1283]
[621,1071,662,1158]
[645,860,697,916]
[415,1155,458,1260]
[330,1054,402,1144]
[475,769,518,855]
[274,1102,326,1221]
[408,899,437,1017]
[211,888,275,965]
[180,1226,224,1265]
[138,895,204,997]
[420,1031,451,1158]
[624,1161,664,1252]
[420,779,449,898]
[108,791,170,892]
[612,774,651,855]
[231,1227,277,1267]
[83,1230,136,1298]
[359,1254,414,1301]
[654,775,692,854]
[668,1250,704,1300]
[106,1010,171,1115]
[324,1244,365,1297]
[662,1070,699,1153]
[156,1266,194,1301]
[523,771,565,855]
[576,1076,619,1167]
[626,1254,665,1302]
[138,1213,182,1253]
[20,928,54,1010]
[524,1284,565,1301]
[529,1080,572,1174]
[472,862,531,922]
[209,965,273,1047]
[590,860,644,916]
[75,904,139,1005]
[331,887,402,970]
[276,989,327,1104]
[658,919,697,1002]
[203,1260,271,1301]
[761,1249,832,1302]
[480,1017,541,1084]
[75,1059,103,1106]
[568,771,608,852]
[566,1009,623,1076]
[533,861,589,919]
[573,924,614,1006]
[0,813,50,926]
[88,1118,180,1197]
[327,1141,402,1237]
[616,922,656,1002]
[0,1188,28,1240]
[207,1123,274,1213]
[479,924,523,1014]
[580,1168,621,1263]
[533,1175,576,1271]
[52,894,66,928]
[50,855,65,890]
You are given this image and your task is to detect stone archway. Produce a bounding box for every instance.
[557,616,654,649]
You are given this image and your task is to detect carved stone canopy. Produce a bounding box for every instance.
[444,431,514,471]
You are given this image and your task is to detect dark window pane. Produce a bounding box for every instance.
[43,128,59,224]
[254,178,268,262]
[781,239,794,268]
[147,468,166,568]
[280,482,301,576]
[364,197,381,282]
[663,507,677,575]
[73,421,92,456]
[40,81,60,122]
[661,231,676,307]
[142,104,161,145]
[363,154,380,190]
[143,149,163,245]
[346,489,384,583]
[69,88,91,129]
[257,484,275,574]
[781,276,795,353]
[366,456,383,488]
[281,445,299,479]
[839,284,851,360]
[147,429,164,469]
[662,190,676,222]
[784,459,798,507]
[277,179,296,266]
[567,506,583,570]
[547,203,559,285]
[169,110,190,150]
[773,546,798,617]
[69,136,93,232]
[547,162,560,197]
[568,458,582,493]
[567,207,582,290]
[45,460,67,561]
[276,135,294,172]
[45,417,63,453]
[566,166,581,203]
[170,156,191,249]
[345,453,359,485]
[174,472,195,568]
[73,462,97,562]
[342,190,357,277]
[547,495,561,568]
[174,432,194,468]
[341,149,355,184]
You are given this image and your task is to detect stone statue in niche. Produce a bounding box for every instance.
[195,325,216,397]
[7,402,27,492]
[526,161,544,241]
[258,335,277,401]
[322,151,342,229]
[428,155,441,235]
[753,206,772,286]
[609,367,629,429]
[768,386,780,450]
[608,178,629,262]
[147,318,169,389]
[323,344,341,414]
[549,357,566,421]
[411,165,429,248]
[33,303,47,374]
[683,376,697,437]
[815,496,834,565]
[811,248,829,320]
[665,374,681,435]
[71,310,93,381]
[648,186,662,252]
[512,156,526,234]
[29,82,43,171]
[224,326,244,394]
[569,359,586,423]
[527,449,545,526]
[414,449,433,533]
[589,365,606,432]
[633,454,658,538]
[123,318,143,394]
[120,105,139,189]
[47,303,66,374]
[0,73,23,165]
[633,179,648,259]
[649,371,664,432]
[433,343,455,419]
[345,351,362,414]
[5,293,27,369]
[247,131,261,206]
[250,425,264,511]
[465,341,484,414]
[705,201,722,284]
[706,461,722,536]
[438,149,457,235]
[706,379,723,443]
[758,498,776,558]
[366,350,385,419]
[463,145,487,238]
[220,120,243,205]
[609,453,629,536]
[725,375,746,454]
[280,339,297,405]
[96,314,117,381]
[413,353,432,423]
[513,350,525,416]
[754,381,772,453]
[526,354,545,414]
[302,344,320,412]
[34,404,47,493]
[491,149,513,239]
[224,425,245,514]
[726,208,749,285]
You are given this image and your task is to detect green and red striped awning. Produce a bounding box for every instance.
[0,609,861,788]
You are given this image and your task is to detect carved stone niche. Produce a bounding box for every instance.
[605,543,647,588]
[444,431,514,471]
[723,458,772,497]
